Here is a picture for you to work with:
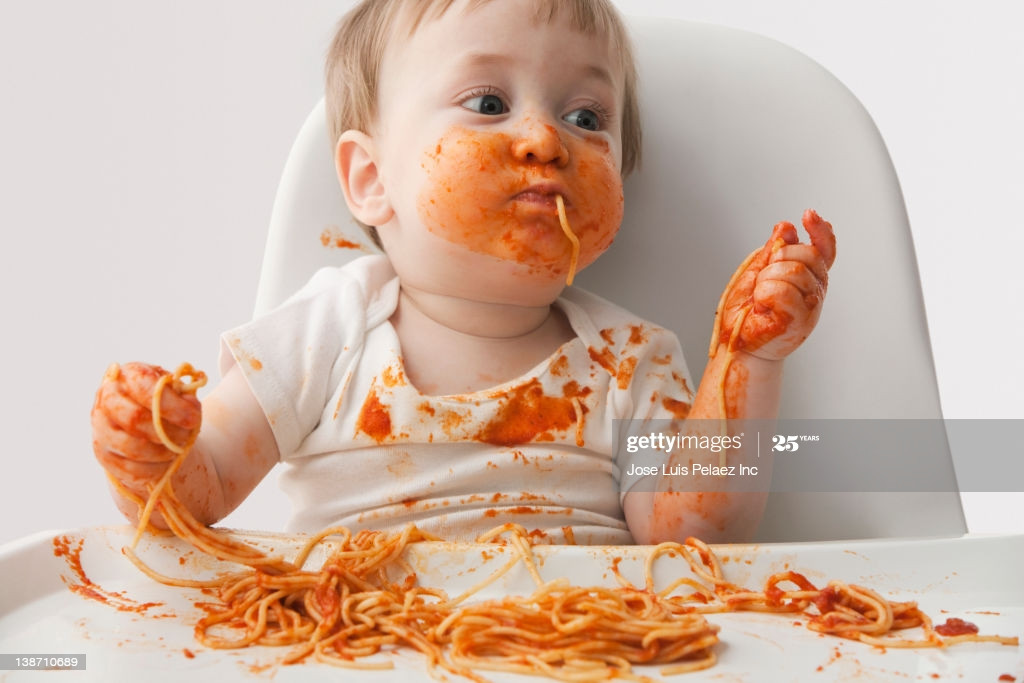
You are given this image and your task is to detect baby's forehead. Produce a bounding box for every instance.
[399,0,556,32]
[396,0,622,48]
[387,0,626,79]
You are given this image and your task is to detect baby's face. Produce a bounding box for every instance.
[372,0,626,305]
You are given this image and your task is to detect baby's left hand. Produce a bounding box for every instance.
[715,209,836,360]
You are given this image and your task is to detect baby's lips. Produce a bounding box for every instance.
[513,180,570,206]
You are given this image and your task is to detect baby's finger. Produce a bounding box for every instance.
[769,244,829,285]
[738,280,810,351]
[802,209,836,269]
[97,381,156,439]
[119,362,201,430]
[97,382,195,446]
[91,409,176,463]
[742,221,800,282]
[755,262,824,307]
[766,220,799,253]
[93,446,169,490]
[752,279,818,323]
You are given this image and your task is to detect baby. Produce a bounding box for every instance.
[91,0,835,545]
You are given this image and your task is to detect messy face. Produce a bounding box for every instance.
[418,125,623,280]
[371,0,627,302]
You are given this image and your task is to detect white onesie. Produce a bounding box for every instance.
[220,255,695,544]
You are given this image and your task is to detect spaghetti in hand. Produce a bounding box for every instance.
[707,210,835,421]
[711,209,835,363]
[98,364,297,582]
[91,362,204,498]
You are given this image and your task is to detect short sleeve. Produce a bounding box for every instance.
[557,288,698,502]
[627,326,696,425]
[218,261,379,457]
[611,324,697,499]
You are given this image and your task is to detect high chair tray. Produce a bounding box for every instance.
[0,526,1020,681]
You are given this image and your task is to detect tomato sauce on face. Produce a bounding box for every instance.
[417,125,623,280]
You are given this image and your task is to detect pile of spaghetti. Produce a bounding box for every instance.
[111,364,1017,682]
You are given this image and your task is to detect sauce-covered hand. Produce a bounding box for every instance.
[91,362,202,495]
[715,209,836,361]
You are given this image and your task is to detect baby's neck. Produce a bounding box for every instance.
[391,285,575,396]
[398,285,553,339]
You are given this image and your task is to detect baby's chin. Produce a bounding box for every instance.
[455,230,608,282]
[384,225,609,306]
[449,264,570,308]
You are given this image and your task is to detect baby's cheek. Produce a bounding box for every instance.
[571,148,624,268]
[417,129,520,258]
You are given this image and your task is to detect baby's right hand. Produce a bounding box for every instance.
[91,362,202,494]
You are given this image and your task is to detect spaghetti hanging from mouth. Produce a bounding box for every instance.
[555,194,580,286]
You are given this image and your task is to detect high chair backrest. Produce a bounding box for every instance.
[255,16,966,541]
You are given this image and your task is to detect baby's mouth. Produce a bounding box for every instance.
[512,184,569,210]
[515,191,555,207]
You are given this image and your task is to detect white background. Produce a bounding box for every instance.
[0,0,1020,545]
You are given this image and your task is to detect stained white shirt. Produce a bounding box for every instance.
[220,255,695,544]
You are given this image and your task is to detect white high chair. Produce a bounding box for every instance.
[254,16,966,542]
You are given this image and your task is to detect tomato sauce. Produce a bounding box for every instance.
[549,354,570,376]
[934,617,979,637]
[661,396,691,420]
[356,389,393,442]
[320,227,363,250]
[474,378,588,446]
[417,125,622,279]
[812,585,843,615]
[381,364,406,388]
[588,346,617,376]
[672,371,693,399]
[53,535,165,615]
[615,356,638,389]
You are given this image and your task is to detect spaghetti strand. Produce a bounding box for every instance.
[555,194,580,286]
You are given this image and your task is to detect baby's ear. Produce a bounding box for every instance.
[335,130,393,227]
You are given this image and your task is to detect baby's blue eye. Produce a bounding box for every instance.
[462,94,507,116]
[564,108,601,131]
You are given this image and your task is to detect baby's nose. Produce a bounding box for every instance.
[510,117,569,167]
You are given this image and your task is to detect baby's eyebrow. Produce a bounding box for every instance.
[579,63,616,90]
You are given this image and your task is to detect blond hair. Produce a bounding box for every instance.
[325,0,641,245]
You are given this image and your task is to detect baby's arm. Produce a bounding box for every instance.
[92,363,278,527]
[623,352,782,544]
[626,210,836,544]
